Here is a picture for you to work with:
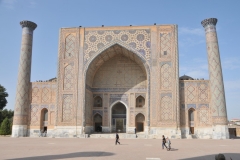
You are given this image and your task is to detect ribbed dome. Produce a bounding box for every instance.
[179,75,194,80]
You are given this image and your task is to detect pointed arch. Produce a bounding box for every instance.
[83,42,151,131]
[40,108,48,132]
[135,113,145,132]
[110,101,128,133]
[136,95,145,108]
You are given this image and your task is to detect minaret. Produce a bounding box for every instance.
[201,18,229,139]
[12,21,37,137]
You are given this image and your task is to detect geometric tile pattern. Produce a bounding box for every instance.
[30,105,39,125]
[50,111,55,125]
[198,107,209,126]
[31,87,40,103]
[14,30,33,117]
[13,24,36,127]
[160,96,172,121]
[198,83,208,102]
[180,108,186,126]
[42,87,50,103]
[84,29,151,62]
[65,34,75,59]
[186,85,196,102]
[160,33,172,58]
[63,63,74,90]
[160,63,171,89]
[85,91,93,125]
[62,94,73,122]
[204,23,227,124]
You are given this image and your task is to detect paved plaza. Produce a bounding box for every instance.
[0,137,240,160]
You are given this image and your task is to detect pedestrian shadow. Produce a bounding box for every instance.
[7,151,115,160]
[169,148,178,151]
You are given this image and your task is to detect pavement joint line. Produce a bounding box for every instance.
[146,158,160,160]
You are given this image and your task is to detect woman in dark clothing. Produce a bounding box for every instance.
[115,133,120,145]
[162,135,168,149]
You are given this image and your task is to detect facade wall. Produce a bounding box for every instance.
[180,80,212,138]
[28,81,57,136]
[25,23,228,139]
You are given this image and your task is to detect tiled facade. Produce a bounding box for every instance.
[12,19,229,139]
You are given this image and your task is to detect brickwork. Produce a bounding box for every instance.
[201,18,228,125]
[13,19,229,139]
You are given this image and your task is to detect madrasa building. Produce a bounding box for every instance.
[12,18,229,139]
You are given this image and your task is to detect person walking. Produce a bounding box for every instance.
[115,132,120,145]
[162,135,168,150]
[166,137,171,151]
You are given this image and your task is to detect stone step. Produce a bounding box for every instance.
[88,133,148,139]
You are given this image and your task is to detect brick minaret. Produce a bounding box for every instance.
[12,20,37,137]
[201,18,229,139]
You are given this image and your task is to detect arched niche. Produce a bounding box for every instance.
[111,102,127,133]
[94,96,102,107]
[93,113,102,132]
[188,108,196,134]
[135,113,145,132]
[40,108,48,132]
[136,96,145,108]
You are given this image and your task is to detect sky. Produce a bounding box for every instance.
[0,0,239,120]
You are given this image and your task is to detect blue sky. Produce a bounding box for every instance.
[0,0,239,120]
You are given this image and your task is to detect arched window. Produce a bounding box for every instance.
[136,96,145,108]
[94,96,102,107]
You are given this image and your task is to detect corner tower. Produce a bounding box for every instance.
[12,20,37,137]
[201,18,229,139]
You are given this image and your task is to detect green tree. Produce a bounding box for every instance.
[0,117,11,135]
[0,109,14,127]
[0,84,8,110]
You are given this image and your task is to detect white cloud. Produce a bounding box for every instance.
[1,0,17,9]
[180,58,209,79]
[0,0,36,9]
[179,27,204,36]
[179,38,205,48]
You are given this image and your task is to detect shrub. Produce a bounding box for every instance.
[0,117,11,135]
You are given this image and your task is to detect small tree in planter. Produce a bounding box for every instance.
[0,117,11,135]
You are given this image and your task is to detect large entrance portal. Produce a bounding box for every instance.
[112,103,126,133]
[84,44,148,134]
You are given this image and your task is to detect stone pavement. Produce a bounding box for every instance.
[0,137,240,160]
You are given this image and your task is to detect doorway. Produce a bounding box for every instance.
[93,114,102,132]
[112,102,126,133]
[135,113,145,132]
[188,109,195,134]
[190,127,194,134]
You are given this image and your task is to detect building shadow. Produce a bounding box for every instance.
[180,153,240,160]
[7,151,115,160]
